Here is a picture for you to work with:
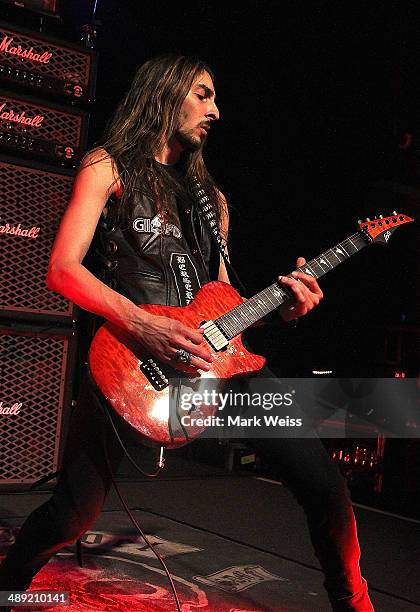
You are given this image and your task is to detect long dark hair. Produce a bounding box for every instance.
[93,54,223,229]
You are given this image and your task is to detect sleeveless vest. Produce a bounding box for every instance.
[91,174,220,307]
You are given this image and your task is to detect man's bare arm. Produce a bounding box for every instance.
[46,149,212,370]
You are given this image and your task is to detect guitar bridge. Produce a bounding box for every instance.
[200,320,229,351]
[140,357,169,391]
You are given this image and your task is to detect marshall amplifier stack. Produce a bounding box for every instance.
[0,21,97,104]
[0,17,97,485]
[0,90,89,165]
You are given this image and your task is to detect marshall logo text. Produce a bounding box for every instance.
[0,102,44,128]
[0,220,40,238]
[0,35,52,64]
[0,401,22,415]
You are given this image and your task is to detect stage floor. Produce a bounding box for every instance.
[0,457,419,611]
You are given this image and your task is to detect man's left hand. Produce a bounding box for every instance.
[278,257,323,322]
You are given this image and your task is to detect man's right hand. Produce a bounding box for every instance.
[126,311,213,371]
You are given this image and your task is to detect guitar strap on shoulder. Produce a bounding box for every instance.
[191,176,247,294]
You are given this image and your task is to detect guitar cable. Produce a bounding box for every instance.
[93,386,165,478]
[91,386,183,612]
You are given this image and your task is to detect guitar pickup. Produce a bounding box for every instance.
[200,320,229,351]
[140,357,169,391]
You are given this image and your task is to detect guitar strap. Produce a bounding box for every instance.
[191,176,246,294]
[191,176,298,328]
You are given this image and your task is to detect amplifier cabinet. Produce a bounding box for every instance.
[0,155,76,321]
[0,322,76,485]
[0,1,58,17]
[0,89,89,166]
[0,20,97,105]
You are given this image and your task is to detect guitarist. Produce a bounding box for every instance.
[0,55,373,611]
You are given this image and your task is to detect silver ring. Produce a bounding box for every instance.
[174,349,192,365]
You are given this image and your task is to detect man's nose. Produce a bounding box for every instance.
[207,100,219,121]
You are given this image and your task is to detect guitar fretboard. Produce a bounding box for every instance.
[215,231,370,339]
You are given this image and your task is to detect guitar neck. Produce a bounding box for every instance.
[215,230,370,339]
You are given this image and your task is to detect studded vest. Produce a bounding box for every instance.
[91,167,220,307]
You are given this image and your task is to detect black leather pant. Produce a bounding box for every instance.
[0,372,373,611]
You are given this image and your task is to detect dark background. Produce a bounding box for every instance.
[2,0,419,514]
[4,0,418,376]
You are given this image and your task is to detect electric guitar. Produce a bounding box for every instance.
[88,213,414,448]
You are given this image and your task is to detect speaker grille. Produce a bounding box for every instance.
[0,326,74,484]
[0,157,75,319]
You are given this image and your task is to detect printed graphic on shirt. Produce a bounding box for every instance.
[170,252,201,305]
[132,214,182,249]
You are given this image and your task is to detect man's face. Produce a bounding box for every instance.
[175,71,219,151]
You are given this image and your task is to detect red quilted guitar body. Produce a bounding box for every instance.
[89,281,265,448]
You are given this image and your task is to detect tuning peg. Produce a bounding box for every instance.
[358,219,362,224]
[392,210,397,215]
[366,217,370,222]
[379,214,383,218]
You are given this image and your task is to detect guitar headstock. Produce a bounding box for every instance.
[358,212,414,244]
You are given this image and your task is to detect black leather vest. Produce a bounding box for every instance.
[92,181,219,307]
